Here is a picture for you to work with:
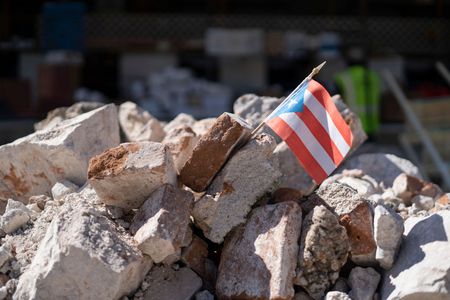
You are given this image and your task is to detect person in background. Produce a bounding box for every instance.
[335,47,381,137]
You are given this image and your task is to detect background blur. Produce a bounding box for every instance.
[1,0,450,184]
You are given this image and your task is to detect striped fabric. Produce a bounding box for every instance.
[266,79,353,184]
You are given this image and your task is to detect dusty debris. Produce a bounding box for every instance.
[0,95,448,300]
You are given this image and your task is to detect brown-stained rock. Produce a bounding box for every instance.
[310,182,376,265]
[162,125,199,173]
[192,134,281,243]
[339,202,376,265]
[130,184,193,263]
[216,202,302,300]
[272,188,303,204]
[88,142,177,209]
[295,206,349,300]
[179,112,252,192]
[181,235,209,277]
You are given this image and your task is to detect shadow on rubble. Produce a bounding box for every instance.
[382,214,447,298]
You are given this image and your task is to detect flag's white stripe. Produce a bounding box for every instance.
[279,112,336,175]
[303,89,351,157]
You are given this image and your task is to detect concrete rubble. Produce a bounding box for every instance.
[130,184,193,263]
[0,104,119,205]
[180,112,252,192]
[295,205,349,299]
[88,141,177,209]
[118,101,166,143]
[0,98,446,300]
[192,133,281,243]
[216,202,302,300]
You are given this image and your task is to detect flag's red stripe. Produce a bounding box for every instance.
[307,80,353,147]
[267,117,327,183]
[296,109,344,165]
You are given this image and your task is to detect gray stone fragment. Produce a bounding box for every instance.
[164,113,196,134]
[217,202,302,300]
[381,210,450,300]
[0,244,11,268]
[194,290,214,300]
[0,104,120,203]
[130,184,193,263]
[325,291,352,300]
[50,180,79,201]
[374,205,404,270]
[0,199,30,234]
[295,205,349,300]
[14,203,152,300]
[233,93,283,141]
[193,133,281,243]
[34,102,104,131]
[339,153,422,189]
[142,266,202,300]
[348,267,380,300]
[118,101,165,142]
[331,277,349,293]
[412,194,435,211]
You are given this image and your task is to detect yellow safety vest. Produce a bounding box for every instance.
[335,66,380,134]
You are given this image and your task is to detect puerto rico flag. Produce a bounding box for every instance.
[265,79,353,184]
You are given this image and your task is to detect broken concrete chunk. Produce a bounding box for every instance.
[295,205,349,300]
[0,199,31,234]
[142,266,202,300]
[0,244,11,268]
[88,142,177,209]
[194,290,214,300]
[216,202,302,300]
[312,182,376,265]
[192,133,281,243]
[192,118,216,137]
[0,104,120,203]
[14,204,152,300]
[180,112,252,192]
[348,267,380,300]
[392,173,424,205]
[373,205,404,270]
[130,184,193,263]
[339,153,421,189]
[381,211,450,299]
[325,291,352,300]
[273,142,316,194]
[411,194,435,211]
[50,180,79,201]
[162,125,199,173]
[34,101,104,131]
[164,113,196,134]
[118,101,165,142]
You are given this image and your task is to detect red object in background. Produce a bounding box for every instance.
[0,79,33,117]
[37,64,79,114]
[417,83,450,98]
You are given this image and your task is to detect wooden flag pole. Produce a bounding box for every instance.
[250,61,327,136]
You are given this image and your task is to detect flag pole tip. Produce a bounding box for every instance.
[314,61,326,73]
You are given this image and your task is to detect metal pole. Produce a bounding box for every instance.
[436,61,450,87]
[382,70,450,189]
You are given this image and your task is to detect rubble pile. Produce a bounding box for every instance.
[0,96,448,300]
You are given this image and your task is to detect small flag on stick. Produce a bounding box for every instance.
[253,62,353,184]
